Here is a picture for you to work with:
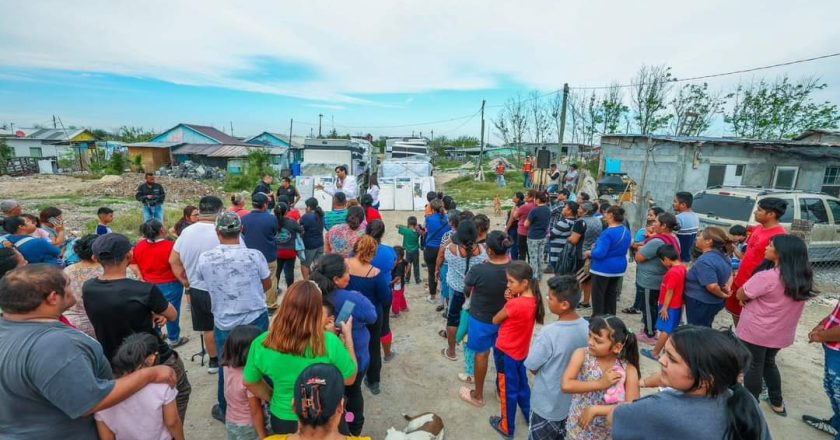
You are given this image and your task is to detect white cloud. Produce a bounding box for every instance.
[0,0,838,104]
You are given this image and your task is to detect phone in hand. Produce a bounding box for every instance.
[336,301,355,328]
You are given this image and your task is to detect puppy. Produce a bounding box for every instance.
[385,412,445,440]
[493,194,503,217]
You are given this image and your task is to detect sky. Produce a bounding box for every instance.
[1,0,839,143]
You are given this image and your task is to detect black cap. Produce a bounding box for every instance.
[252,192,269,207]
[91,233,132,262]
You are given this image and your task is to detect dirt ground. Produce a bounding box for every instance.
[3,173,837,439]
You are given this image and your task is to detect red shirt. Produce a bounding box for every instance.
[496,164,505,176]
[132,239,178,283]
[824,300,840,351]
[496,295,537,361]
[658,265,687,309]
[287,209,301,222]
[366,207,382,223]
[733,225,787,291]
[228,206,250,218]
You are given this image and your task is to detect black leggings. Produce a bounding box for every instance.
[276,258,295,288]
[423,247,439,298]
[638,285,660,337]
[345,372,366,435]
[591,274,621,317]
[742,340,783,407]
[517,234,529,262]
[365,310,383,385]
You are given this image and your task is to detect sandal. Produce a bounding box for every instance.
[438,329,447,338]
[622,307,640,314]
[768,402,787,417]
[802,414,838,435]
[488,416,513,439]
[458,373,474,384]
[441,348,457,361]
[458,386,485,407]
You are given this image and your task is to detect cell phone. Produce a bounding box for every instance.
[335,301,355,328]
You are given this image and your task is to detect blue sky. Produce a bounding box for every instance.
[1,0,839,142]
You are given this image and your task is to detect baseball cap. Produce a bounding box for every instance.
[0,200,20,213]
[91,233,132,262]
[215,211,242,233]
[252,192,269,207]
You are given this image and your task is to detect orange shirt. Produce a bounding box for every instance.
[523,162,533,173]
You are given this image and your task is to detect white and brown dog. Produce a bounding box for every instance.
[385,412,444,440]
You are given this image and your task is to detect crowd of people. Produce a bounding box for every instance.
[0,164,837,440]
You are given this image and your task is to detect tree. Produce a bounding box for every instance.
[117,126,156,143]
[528,91,552,144]
[494,94,529,162]
[600,83,629,134]
[631,64,673,134]
[669,83,726,136]
[450,136,479,147]
[725,76,840,139]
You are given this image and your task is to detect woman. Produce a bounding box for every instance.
[442,219,488,361]
[736,234,816,416]
[360,194,382,223]
[269,363,373,440]
[299,197,325,280]
[549,200,578,275]
[228,192,250,218]
[274,202,304,290]
[346,236,391,396]
[366,220,397,362]
[583,326,771,439]
[325,206,366,258]
[0,247,26,279]
[171,205,199,237]
[133,219,188,347]
[38,206,66,247]
[423,199,451,302]
[684,227,734,327]
[625,207,666,314]
[311,254,377,435]
[243,281,357,435]
[586,206,631,317]
[366,174,381,210]
[569,201,602,308]
[634,212,681,342]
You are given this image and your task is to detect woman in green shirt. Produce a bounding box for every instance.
[245,280,357,435]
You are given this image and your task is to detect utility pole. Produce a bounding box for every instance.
[230,121,234,137]
[558,83,569,158]
[318,114,323,138]
[52,115,57,129]
[476,99,486,181]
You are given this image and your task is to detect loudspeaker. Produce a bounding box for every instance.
[536,149,551,169]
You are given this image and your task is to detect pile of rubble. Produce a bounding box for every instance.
[156,161,226,180]
[82,173,221,203]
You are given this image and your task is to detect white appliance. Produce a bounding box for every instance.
[394,177,415,211]
[379,177,396,210]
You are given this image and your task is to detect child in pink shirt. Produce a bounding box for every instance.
[222,325,268,440]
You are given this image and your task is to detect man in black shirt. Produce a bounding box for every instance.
[252,173,275,209]
[82,233,191,421]
[275,176,300,207]
[135,173,166,223]
[506,192,525,260]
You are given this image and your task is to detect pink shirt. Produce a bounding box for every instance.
[224,366,255,425]
[95,383,177,440]
[516,202,535,236]
[737,268,805,348]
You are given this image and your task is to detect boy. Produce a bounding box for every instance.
[524,275,588,440]
[728,224,748,272]
[396,216,421,284]
[95,207,114,235]
[642,245,685,360]
[672,192,699,262]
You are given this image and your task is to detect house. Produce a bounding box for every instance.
[514,142,597,159]
[244,131,300,167]
[794,129,840,145]
[599,132,840,212]
[4,128,98,159]
[445,146,518,160]
[127,123,251,173]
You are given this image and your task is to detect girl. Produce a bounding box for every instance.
[562,315,640,440]
[488,261,545,438]
[367,173,381,210]
[391,245,410,316]
[95,334,185,440]
[423,199,450,303]
[360,194,382,223]
[325,206,367,257]
[442,218,487,362]
[274,202,303,290]
[222,325,268,440]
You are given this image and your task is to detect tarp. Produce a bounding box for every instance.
[379,159,433,178]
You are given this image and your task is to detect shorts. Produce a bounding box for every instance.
[188,288,215,331]
[655,305,682,334]
[466,315,500,353]
[301,247,324,267]
[529,412,566,440]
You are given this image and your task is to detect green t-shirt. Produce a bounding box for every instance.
[323,209,347,232]
[243,331,357,421]
[398,226,420,252]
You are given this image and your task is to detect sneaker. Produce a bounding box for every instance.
[436,304,445,312]
[578,302,591,309]
[365,379,381,395]
[167,336,189,348]
[211,404,225,423]
[425,295,436,304]
[415,280,422,285]
[802,415,838,436]
[208,358,219,374]
[637,333,658,346]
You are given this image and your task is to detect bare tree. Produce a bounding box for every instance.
[631,64,674,134]
[494,94,529,162]
[601,83,629,134]
[528,91,552,144]
[669,83,726,136]
[550,91,564,145]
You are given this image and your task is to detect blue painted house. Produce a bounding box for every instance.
[245,132,300,168]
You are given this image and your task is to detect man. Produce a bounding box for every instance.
[495,161,506,188]
[276,176,301,207]
[547,164,562,193]
[522,156,534,188]
[135,173,166,223]
[564,164,579,193]
[507,190,536,262]
[673,191,700,262]
[241,193,279,308]
[196,212,271,424]
[2,216,62,265]
[316,165,358,200]
[0,199,22,218]
[252,173,276,209]
[82,233,191,422]
[0,264,177,439]
[726,197,788,323]
[323,192,348,232]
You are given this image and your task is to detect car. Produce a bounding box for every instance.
[692,186,840,262]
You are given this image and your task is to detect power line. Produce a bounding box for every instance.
[332,109,481,130]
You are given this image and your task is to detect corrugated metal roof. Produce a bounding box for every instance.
[184,124,242,144]
[207,145,253,157]
[24,128,88,141]
[127,142,183,149]
[171,144,224,155]
[601,133,837,148]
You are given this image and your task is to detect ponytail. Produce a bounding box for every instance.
[140,219,163,241]
[305,197,324,219]
[505,261,545,325]
[724,384,765,440]
[589,315,640,377]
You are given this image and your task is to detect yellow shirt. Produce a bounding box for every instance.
[265,436,371,440]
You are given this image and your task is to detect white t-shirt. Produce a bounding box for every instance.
[367,184,380,205]
[173,222,227,291]
[95,383,177,440]
[324,175,358,200]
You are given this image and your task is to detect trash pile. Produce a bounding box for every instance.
[156,161,226,180]
[82,173,219,203]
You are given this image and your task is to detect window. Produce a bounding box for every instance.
[800,198,829,224]
[735,165,745,176]
[707,164,745,188]
[773,166,799,190]
[827,199,840,224]
[28,147,42,157]
[822,167,840,197]
[778,198,795,223]
[707,165,725,187]
[692,193,755,222]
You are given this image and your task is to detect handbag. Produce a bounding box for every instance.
[576,258,591,284]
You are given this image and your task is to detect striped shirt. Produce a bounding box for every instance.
[824,300,840,351]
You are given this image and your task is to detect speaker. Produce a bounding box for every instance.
[536,149,551,169]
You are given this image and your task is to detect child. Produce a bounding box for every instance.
[95,333,185,440]
[489,261,545,439]
[641,245,686,361]
[96,207,114,235]
[391,245,410,316]
[728,224,748,271]
[562,315,640,440]
[524,274,589,440]
[222,325,269,440]
[396,216,421,284]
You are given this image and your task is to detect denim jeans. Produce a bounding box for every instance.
[214,311,270,412]
[824,346,840,437]
[156,281,184,342]
[142,204,164,223]
[496,175,506,188]
[684,296,724,327]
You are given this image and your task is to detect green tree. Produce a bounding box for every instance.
[117,126,156,143]
[224,149,275,191]
[670,83,726,136]
[494,94,529,162]
[631,64,673,134]
[450,136,479,147]
[725,76,840,139]
[600,84,630,134]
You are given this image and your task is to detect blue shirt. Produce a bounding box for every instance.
[527,205,551,239]
[241,210,279,263]
[299,212,325,249]
[371,244,397,282]
[589,225,632,277]
[7,235,62,265]
[424,214,450,248]
[684,250,732,304]
[325,289,377,373]
[676,211,700,236]
[95,225,112,235]
[348,272,392,309]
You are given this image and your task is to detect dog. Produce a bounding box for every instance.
[384,412,445,440]
[493,194,503,217]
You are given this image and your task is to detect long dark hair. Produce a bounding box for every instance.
[221,325,264,368]
[345,206,365,230]
[589,315,640,376]
[365,219,385,243]
[305,197,324,220]
[669,326,765,440]
[111,333,158,377]
[505,261,545,325]
[140,219,164,241]
[360,193,374,209]
[293,363,346,429]
[772,235,817,301]
[310,254,346,295]
[657,212,679,232]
